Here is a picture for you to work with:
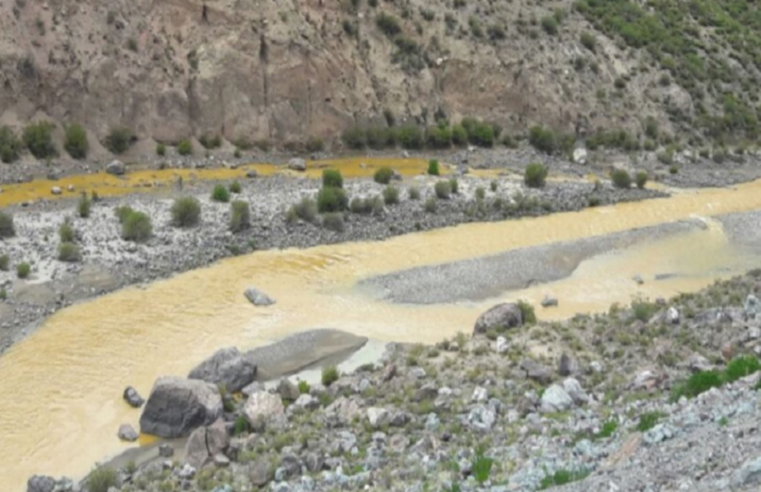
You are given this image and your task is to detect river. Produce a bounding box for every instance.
[2,175,761,491]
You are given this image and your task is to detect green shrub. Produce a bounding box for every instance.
[105,126,133,155]
[427,125,452,148]
[541,16,559,35]
[0,212,15,238]
[635,171,648,189]
[470,122,495,147]
[449,178,459,194]
[0,126,22,163]
[58,242,81,262]
[171,196,201,227]
[317,187,348,213]
[538,469,590,490]
[580,32,596,51]
[115,206,134,224]
[233,415,250,436]
[342,127,366,149]
[199,135,222,149]
[669,165,679,174]
[298,380,310,394]
[177,139,193,156]
[501,134,518,148]
[594,420,618,439]
[288,197,318,223]
[78,193,92,218]
[0,288,5,300]
[475,187,486,200]
[472,452,494,485]
[350,197,372,214]
[322,212,345,232]
[230,201,251,232]
[374,166,394,184]
[86,466,118,492]
[366,127,397,149]
[383,185,400,205]
[424,196,437,213]
[156,143,166,156]
[529,126,558,154]
[490,180,498,192]
[408,186,421,200]
[427,159,440,176]
[17,262,30,279]
[631,299,659,321]
[452,124,468,146]
[122,211,152,242]
[518,300,536,324]
[211,184,230,203]
[524,162,548,188]
[611,169,632,189]
[398,125,424,149]
[434,180,451,199]
[23,121,57,159]
[64,123,89,159]
[322,169,344,188]
[229,180,242,194]
[59,221,75,243]
[322,365,340,386]
[724,355,761,383]
[636,411,665,432]
[0,254,8,271]
[672,371,723,400]
[376,12,402,37]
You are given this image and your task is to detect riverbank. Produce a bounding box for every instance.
[34,270,761,492]
[0,158,664,355]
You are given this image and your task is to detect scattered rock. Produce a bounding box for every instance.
[521,359,552,384]
[293,394,319,410]
[250,460,272,486]
[473,303,523,334]
[276,379,300,401]
[540,384,574,413]
[159,444,174,458]
[541,295,559,308]
[123,386,145,408]
[117,424,139,442]
[367,407,391,428]
[745,294,759,319]
[27,475,55,492]
[184,427,210,468]
[562,378,588,405]
[732,456,761,488]
[243,391,285,429]
[468,405,496,431]
[244,287,275,306]
[495,336,509,354]
[558,353,578,376]
[139,376,223,438]
[51,187,62,195]
[666,306,680,324]
[106,160,126,176]
[573,147,588,165]
[632,274,645,285]
[288,158,306,172]
[188,347,257,393]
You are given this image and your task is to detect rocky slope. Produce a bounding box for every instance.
[28,271,761,492]
[2,0,754,153]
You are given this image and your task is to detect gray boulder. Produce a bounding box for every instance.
[468,405,496,432]
[243,391,285,429]
[123,386,144,408]
[276,379,300,401]
[106,160,126,176]
[540,384,573,413]
[244,287,275,306]
[251,460,273,486]
[139,376,223,438]
[27,476,55,492]
[473,303,523,334]
[184,427,210,468]
[745,294,759,319]
[117,424,139,442]
[521,359,552,384]
[188,347,257,393]
[558,353,578,376]
[288,158,306,171]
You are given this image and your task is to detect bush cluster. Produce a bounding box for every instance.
[211,184,230,203]
[23,122,57,159]
[611,169,632,189]
[171,197,201,227]
[287,198,318,224]
[122,210,152,242]
[374,166,394,184]
[58,242,81,262]
[0,126,22,163]
[322,169,344,188]
[230,201,251,232]
[524,163,548,188]
[64,123,89,159]
[317,187,348,213]
[105,127,133,155]
[0,211,14,238]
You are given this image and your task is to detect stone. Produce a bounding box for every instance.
[178,463,196,479]
[139,376,223,438]
[562,378,588,405]
[731,456,761,488]
[414,383,438,401]
[106,160,126,176]
[243,391,284,429]
[424,412,440,431]
[288,158,306,171]
[382,363,397,382]
[541,295,559,308]
[540,384,574,413]
[27,475,55,492]
[123,386,145,408]
[118,423,139,442]
[293,394,319,410]
[521,359,552,384]
[325,397,361,425]
[558,353,578,376]
[67,184,74,192]
[408,367,427,379]
[188,347,257,393]
[51,186,62,195]
[495,336,509,354]
[643,423,676,445]
[159,444,174,458]
[276,379,300,401]
[666,306,680,324]
[471,386,488,402]
[244,287,275,306]
[686,353,712,373]
[468,405,496,431]
[389,434,409,453]
[632,274,645,285]
[589,361,603,373]
[304,452,324,473]
[184,427,210,468]
[250,460,273,486]
[246,170,259,179]
[473,303,523,334]
[206,419,229,456]
[241,381,266,397]
[632,370,658,390]
[573,147,588,165]
[745,294,759,319]
[367,407,391,428]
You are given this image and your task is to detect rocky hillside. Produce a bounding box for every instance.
[2,0,759,152]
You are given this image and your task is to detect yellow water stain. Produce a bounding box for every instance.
[4,179,761,490]
[304,156,442,179]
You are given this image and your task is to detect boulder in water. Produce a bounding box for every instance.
[244,287,275,306]
[473,303,523,334]
[288,158,306,172]
[106,160,126,176]
[27,476,55,492]
[139,376,222,438]
[123,386,145,408]
[118,424,139,442]
[188,347,257,393]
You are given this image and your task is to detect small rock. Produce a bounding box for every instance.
[540,384,574,413]
[731,456,761,487]
[745,294,759,319]
[562,378,588,405]
[117,424,139,442]
[293,394,319,410]
[468,405,496,432]
[51,186,62,195]
[288,158,306,172]
[178,463,196,479]
[573,147,588,165]
[541,295,559,308]
[643,423,676,445]
[277,379,300,401]
[424,413,440,431]
[67,184,74,192]
[244,287,275,306]
[159,444,174,458]
[246,170,259,179]
[521,359,552,384]
[471,386,488,402]
[367,407,391,428]
[632,274,644,285]
[666,306,680,324]
[123,386,145,408]
[408,367,427,379]
[558,353,578,376]
[495,336,509,354]
[106,160,126,176]
[250,460,272,486]
[473,303,523,334]
[27,475,55,492]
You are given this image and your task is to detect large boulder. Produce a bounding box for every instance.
[139,376,223,438]
[117,424,139,442]
[473,303,523,334]
[106,160,126,176]
[540,384,574,413]
[188,347,257,393]
[243,391,285,429]
[288,158,306,172]
[184,420,229,469]
[244,287,275,306]
[27,476,55,492]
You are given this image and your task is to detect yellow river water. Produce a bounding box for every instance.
[1,161,761,491]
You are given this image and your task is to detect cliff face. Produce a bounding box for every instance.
[0,0,697,147]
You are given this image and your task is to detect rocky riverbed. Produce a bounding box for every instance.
[0,160,664,355]
[26,271,761,492]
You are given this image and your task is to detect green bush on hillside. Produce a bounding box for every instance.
[230,200,251,232]
[177,139,193,156]
[317,187,348,213]
[611,169,632,189]
[524,162,548,188]
[122,211,153,242]
[434,180,451,199]
[0,211,15,238]
[427,159,440,176]
[374,166,394,184]
[64,123,89,159]
[171,196,201,227]
[322,169,344,188]
[105,126,133,155]
[58,242,82,262]
[23,121,57,159]
[0,126,22,163]
[211,184,230,203]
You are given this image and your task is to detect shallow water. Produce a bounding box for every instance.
[2,174,761,490]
